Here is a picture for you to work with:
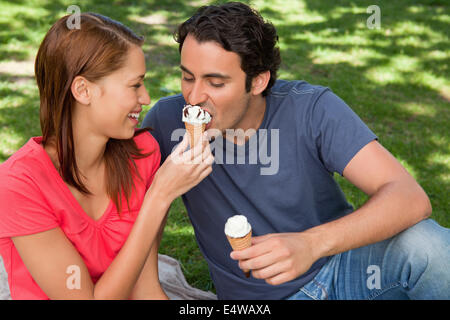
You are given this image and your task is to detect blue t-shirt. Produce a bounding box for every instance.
[142,80,377,299]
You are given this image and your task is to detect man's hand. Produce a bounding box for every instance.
[230,232,318,285]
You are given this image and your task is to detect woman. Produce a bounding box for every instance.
[0,13,213,299]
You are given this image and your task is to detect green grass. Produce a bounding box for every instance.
[0,0,449,294]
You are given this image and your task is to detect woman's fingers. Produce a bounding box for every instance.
[157,132,214,201]
[173,132,189,154]
[171,133,190,164]
[184,133,212,165]
[194,137,214,165]
[198,162,213,181]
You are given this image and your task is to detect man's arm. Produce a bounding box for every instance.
[231,140,432,285]
[304,140,431,257]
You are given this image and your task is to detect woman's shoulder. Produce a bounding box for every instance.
[131,130,161,187]
[132,130,161,172]
[0,137,47,181]
[133,129,160,154]
[0,139,57,229]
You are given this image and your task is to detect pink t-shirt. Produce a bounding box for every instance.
[0,132,161,299]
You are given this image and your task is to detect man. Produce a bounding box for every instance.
[143,2,449,299]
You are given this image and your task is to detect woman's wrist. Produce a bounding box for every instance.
[143,181,173,212]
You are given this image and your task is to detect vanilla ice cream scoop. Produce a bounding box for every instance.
[182,105,211,125]
[225,215,252,238]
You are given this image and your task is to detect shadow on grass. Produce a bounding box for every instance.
[277,0,450,225]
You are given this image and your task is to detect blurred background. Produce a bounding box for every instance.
[0,0,448,293]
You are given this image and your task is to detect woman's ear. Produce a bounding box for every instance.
[71,76,92,105]
[251,70,270,96]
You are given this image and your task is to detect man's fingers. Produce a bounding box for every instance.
[238,251,280,272]
[265,269,294,286]
[230,240,272,261]
[249,260,286,281]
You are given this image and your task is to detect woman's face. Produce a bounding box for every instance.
[85,45,150,140]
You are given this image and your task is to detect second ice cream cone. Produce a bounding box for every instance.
[226,230,252,277]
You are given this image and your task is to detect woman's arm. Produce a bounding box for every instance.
[128,212,169,300]
[12,189,170,300]
[12,134,213,299]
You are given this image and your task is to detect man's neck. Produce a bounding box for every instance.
[225,94,266,145]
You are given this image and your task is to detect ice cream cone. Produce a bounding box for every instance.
[226,229,252,277]
[185,122,206,149]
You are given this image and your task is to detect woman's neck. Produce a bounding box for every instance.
[72,130,107,175]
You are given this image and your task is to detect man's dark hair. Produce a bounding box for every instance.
[174,2,281,96]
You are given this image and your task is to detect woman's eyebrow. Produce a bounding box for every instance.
[130,74,145,81]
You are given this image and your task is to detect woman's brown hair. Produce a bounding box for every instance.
[35,13,153,214]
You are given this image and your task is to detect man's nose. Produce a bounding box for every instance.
[188,81,207,106]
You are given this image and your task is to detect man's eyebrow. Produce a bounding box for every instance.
[203,72,231,79]
[180,65,231,79]
[180,65,193,76]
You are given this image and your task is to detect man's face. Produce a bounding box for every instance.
[180,34,252,134]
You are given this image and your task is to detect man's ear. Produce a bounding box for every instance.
[251,70,270,96]
[71,76,93,105]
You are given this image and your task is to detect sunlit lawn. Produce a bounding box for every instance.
[0,0,449,293]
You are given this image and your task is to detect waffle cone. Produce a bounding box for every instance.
[226,230,252,277]
[185,122,206,148]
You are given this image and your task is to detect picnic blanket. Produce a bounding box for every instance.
[0,254,216,300]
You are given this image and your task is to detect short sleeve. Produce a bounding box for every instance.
[142,105,167,163]
[145,136,161,190]
[0,174,59,238]
[310,89,378,175]
[133,131,161,190]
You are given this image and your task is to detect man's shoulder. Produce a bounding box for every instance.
[268,80,331,114]
[143,94,185,128]
[153,93,185,111]
[270,79,328,96]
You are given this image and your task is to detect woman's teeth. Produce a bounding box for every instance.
[128,112,139,120]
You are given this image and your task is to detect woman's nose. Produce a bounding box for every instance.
[139,86,151,106]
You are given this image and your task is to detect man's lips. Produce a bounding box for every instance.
[186,104,213,128]
[204,110,213,128]
[200,107,211,116]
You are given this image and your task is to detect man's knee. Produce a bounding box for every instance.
[392,219,449,260]
[391,218,450,297]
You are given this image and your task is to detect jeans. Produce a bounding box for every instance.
[287,219,450,300]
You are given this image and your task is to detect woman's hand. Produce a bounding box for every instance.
[150,132,214,202]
